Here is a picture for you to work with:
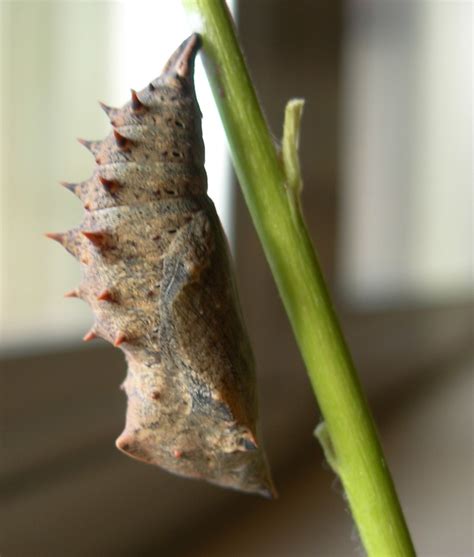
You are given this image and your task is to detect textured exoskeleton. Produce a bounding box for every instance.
[48,34,275,497]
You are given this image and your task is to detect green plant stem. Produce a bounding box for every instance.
[182,1,416,555]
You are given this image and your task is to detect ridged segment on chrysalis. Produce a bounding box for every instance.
[47,34,276,498]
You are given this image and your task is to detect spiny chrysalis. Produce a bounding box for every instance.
[47,34,276,498]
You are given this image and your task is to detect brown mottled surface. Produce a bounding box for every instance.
[49,35,275,497]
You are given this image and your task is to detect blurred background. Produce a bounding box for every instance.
[1,1,472,556]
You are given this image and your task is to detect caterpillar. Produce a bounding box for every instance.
[47,34,275,498]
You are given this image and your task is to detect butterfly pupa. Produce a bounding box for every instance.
[48,34,276,498]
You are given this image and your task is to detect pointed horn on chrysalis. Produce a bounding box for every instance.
[160,33,202,80]
[64,289,80,299]
[131,89,146,112]
[45,232,67,246]
[83,328,98,342]
[113,129,132,151]
[99,101,118,120]
[114,331,127,347]
[77,138,102,157]
[97,289,115,302]
[116,433,135,454]
[82,231,108,248]
[98,176,120,194]
[60,181,78,195]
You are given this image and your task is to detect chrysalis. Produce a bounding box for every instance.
[47,34,275,498]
